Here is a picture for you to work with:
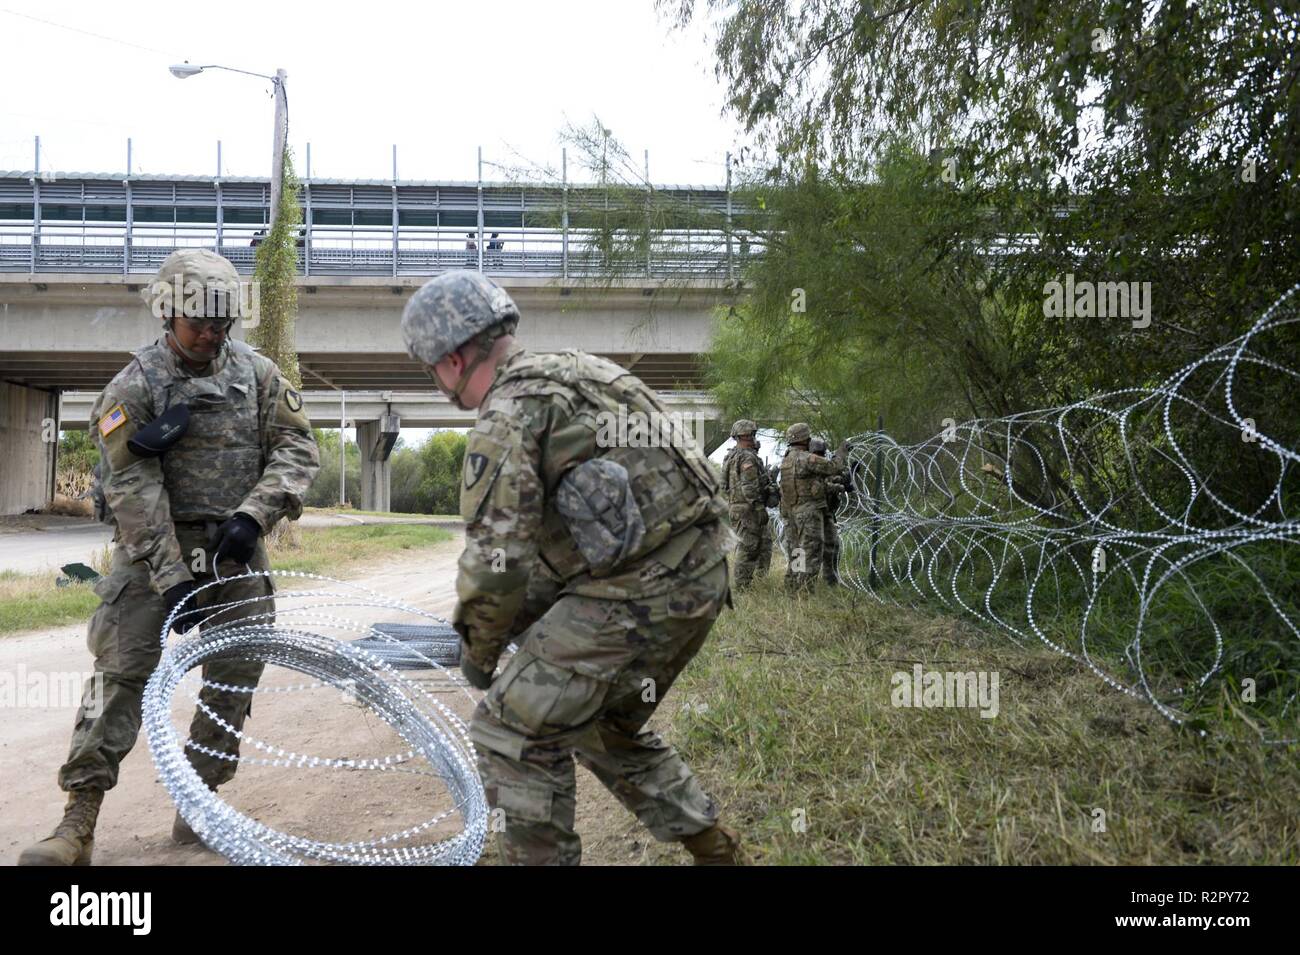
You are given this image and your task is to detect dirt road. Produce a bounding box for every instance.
[1,531,671,866]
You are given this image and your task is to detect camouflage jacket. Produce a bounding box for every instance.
[721,445,767,511]
[779,447,845,514]
[90,337,320,594]
[454,346,730,669]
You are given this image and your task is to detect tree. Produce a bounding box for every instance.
[671,0,1300,508]
[304,428,360,509]
[418,431,468,515]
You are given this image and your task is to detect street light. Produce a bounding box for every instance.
[169,61,289,234]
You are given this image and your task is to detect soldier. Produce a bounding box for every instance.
[779,423,848,594]
[755,439,780,578]
[809,436,849,586]
[19,250,320,866]
[721,419,771,590]
[401,270,740,866]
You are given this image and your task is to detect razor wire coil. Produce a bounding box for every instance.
[142,570,488,865]
[820,284,1300,743]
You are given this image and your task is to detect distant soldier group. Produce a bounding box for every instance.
[724,419,850,594]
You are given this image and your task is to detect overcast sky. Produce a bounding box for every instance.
[0,0,742,186]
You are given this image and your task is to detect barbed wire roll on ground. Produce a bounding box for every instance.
[833,284,1300,742]
[142,570,488,865]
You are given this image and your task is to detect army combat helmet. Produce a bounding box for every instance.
[142,249,244,364]
[809,437,828,455]
[730,419,758,439]
[785,422,812,446]
[401,270,520,407]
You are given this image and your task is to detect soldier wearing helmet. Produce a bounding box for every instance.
[20,249,320,866]
[721,419,772,590]
[402,269,741,866]
[778,423,849,593]
[809,436,849,586]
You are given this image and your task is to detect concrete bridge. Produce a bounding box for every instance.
[0,171,744,514]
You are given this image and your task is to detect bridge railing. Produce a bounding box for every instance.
[0,220,759,278]
[0,172,765,278]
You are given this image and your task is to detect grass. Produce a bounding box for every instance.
[645,571,1300,865]
[304,506,461,521]
[0,524,454,636]
[268,523,452,575]
[0,571,102,636]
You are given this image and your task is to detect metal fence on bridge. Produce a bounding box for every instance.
[0,171,764,279]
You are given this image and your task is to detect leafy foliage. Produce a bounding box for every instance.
[251,147,303,389]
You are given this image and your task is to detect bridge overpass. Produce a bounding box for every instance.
[0,171,744,514]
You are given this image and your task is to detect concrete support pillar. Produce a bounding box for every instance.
[357,413,400,513]
[1,381,59,515]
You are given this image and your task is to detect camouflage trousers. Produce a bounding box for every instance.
[728,503,767,590]
[821,512,841,585]
[470,561,728,865]
[757,517,774,577]
[783,505,826,594]
[58,526,272,793]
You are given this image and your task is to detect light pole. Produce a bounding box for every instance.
[169,62,289,230]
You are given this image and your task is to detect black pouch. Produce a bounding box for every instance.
[127,403,191,457]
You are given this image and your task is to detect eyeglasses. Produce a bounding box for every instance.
[175,315,234,336]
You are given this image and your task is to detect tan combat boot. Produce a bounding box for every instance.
[18,789,104,866]
[172,811,208,846]
[682,823,743,865]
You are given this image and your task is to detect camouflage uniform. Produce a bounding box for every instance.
[811,440,849,586]
[721,424,770,590]
[779,425,847,594]
[756,459,780,577]
[455,347,731,865]
[60,308,319,795]
[56,250,322,795]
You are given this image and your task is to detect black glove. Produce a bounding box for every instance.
[458,640,496,690]
[163,580,199,634]
[210,512,261,565]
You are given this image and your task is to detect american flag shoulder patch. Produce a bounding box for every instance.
[98,403,128,438]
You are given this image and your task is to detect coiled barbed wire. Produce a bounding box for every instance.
[142,570,488,864]
[351,622,462,669]
[825,284,1300,742]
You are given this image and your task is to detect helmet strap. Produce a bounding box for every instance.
[165,319,216,366]
[441,335,496,410]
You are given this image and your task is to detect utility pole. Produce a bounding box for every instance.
[269,69,288,227]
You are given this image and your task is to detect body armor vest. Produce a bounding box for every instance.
[501,351,724,582]
[780,448,828,511]
[132,341,265,522]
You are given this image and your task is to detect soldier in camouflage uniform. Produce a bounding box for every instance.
[719,436,778,578]
[809,437,848,586]
[779,423,848,594]
[401,270,741,866]
[721,419,772,590]
[19,250,320,866]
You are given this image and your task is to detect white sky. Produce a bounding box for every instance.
[0,0,741,186]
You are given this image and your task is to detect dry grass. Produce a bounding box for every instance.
[644,572,1300,865]
[44,494,93,518]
